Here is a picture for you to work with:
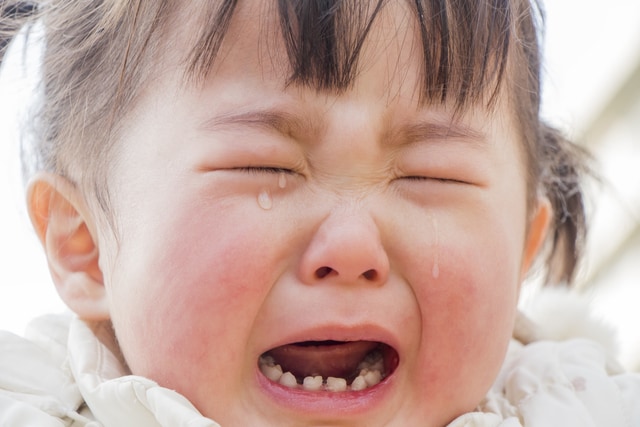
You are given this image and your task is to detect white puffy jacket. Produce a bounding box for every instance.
[1,313,639,426]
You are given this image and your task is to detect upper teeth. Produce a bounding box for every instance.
[258,350,385,392]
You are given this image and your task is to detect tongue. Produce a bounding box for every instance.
[267,341,379,379]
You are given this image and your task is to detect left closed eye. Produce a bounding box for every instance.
[399,176,467,184]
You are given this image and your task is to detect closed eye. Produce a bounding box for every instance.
[400,176,467,184]
[234,166,297,175]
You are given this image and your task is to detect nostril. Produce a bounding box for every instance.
[362,269,378,281]
[315,266,335,279]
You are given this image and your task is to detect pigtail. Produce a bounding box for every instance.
[539,124,592,285]
[0,1,36,65]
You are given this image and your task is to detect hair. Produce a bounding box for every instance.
[0,0,590,284]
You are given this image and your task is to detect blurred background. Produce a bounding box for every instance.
[1,1,639,370]
[536,0,640,371]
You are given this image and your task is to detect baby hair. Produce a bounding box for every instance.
[0,0,590,284]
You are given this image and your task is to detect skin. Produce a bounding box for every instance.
[28,2,551,426]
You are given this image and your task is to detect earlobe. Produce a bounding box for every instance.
[520,196,552,278]
[27,173,110,320]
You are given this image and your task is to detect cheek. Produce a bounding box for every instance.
[423,238,518,350]
[107,199,279,394]
[401,209,523,404]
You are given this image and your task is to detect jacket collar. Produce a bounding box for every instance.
[67,317,220,427]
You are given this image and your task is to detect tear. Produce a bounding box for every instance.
[257,189,272,210]
[431,215,439,279]
[278,172,287,189]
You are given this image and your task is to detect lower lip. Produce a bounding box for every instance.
[255,368,394,415]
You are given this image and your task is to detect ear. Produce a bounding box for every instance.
[27,173,110,320]
[520,195,552,279]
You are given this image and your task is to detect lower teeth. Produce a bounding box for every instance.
[259,351,385,392]
[302,375,323,391]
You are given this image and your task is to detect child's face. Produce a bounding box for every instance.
[95,3,545,426]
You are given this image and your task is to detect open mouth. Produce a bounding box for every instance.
[258,341,399,392]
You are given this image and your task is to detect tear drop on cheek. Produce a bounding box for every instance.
[431,263,440,279]
[258,190,273,210]
[278,172,287,189]
[430,215,440,280]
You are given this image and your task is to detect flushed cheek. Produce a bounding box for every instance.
[109,205,280,403]
[409,237,519,405]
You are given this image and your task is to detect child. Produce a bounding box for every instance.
[1,0,639,426]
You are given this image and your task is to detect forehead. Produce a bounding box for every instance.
[170,0,512,111]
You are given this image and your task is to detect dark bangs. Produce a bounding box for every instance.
[186,0,523,111]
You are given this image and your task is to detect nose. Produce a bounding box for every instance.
[298,209,389,286]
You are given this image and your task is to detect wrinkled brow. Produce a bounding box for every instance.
[201,109,322,140]
[201,108,487,149]
[395,121,487,147]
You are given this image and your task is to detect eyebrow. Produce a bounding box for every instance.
[200,109,320,140]
[201,108,487,147]
[393,120,487,148]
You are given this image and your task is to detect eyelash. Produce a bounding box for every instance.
[234,167,466,186]
[235,166,296,175]
[401,176,465,184]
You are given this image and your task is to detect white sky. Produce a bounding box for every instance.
[1,0,639,365]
